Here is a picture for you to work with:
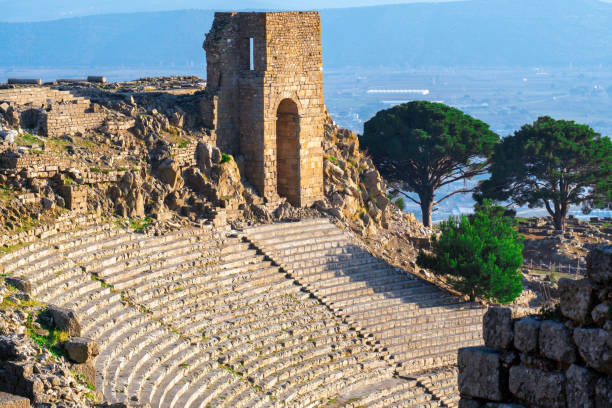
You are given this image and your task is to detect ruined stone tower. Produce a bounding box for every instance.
[201,12,324,207]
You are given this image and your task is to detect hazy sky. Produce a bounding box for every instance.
[2,0,611,22]
[0,0,465,22]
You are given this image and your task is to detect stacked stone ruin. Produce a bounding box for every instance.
[457,246,612,408]
[1,218,486,407]
[0,88,108,137]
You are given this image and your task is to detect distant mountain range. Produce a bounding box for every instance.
[1,0,612,70]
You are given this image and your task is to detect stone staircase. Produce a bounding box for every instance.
[244,218,486,407]
[0,218,471,407]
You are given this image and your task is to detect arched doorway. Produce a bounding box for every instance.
[276,99,300,206]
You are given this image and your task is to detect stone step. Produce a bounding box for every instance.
[287,256,389,279]
[243,218,330,236]
[263,232,348,253]
[350,304,484,328]
[249,224,343,246]
[174,369,230,408]
[0,221,110,269]
[129,338,193,402]
[367,316,484,341]
[395,338,483,373]
[309,267,403,289]
[332,284,452,310]
[315,278,422,303]
[130,259,276,306]
[383,329,482,355]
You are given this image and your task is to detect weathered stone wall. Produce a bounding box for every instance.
[458,246,612,408]
[169,142,198,168]
[202,11,324,207]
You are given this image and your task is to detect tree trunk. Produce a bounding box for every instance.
[553,212,566,231]
[418,188,434,227]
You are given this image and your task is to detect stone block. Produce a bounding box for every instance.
[513,317,541,354]
[0,392,30,408]
[595,377,612,408]
[48,305,81,336]
[484,404,526,408]
[459,399,484,408]
[587,245,612,287]
[559,278,595,324]
[591,302,611,327]
[458,346,506,401]
[573,328,612,376]
[509,365,566,408]
[71,361,96,387]
[566,364,598,408]
[63,337,99,363]
[539,320,576,364]
[483,307,514,350]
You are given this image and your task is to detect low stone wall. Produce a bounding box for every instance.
[0,88,77,107]
[0,150,71,172]
[458,246,612,408]
[170,142,198,167]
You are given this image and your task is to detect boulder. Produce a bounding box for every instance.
[4,277,32,295]
[48,306,81,336]
[155,159,180,189]
[566,364,598,408]
[63,337,99,363]
[591,302,611,327]
[587,246,612,287]
[196,142,212,170]
[458,347,507,401]
[513,317,541,354]
[559,278,595,324]
[539,320,576,364]
[573,328,612,376]
[508,365,566,408]
[483,307,514,350]
[0,129,17,144]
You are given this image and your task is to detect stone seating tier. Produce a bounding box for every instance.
[1,218,485,407]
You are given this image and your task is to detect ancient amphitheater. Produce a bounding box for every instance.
[0,216,484,407]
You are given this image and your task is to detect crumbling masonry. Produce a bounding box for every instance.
[201,12,324,207]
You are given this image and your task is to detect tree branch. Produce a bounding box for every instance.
[434,188,476,205]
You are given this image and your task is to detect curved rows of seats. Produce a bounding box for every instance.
[1,220,442,407]
[244,218,485,407]
[1,223,267,407]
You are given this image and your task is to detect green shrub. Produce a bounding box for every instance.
[220,153,232,164]
[129,217,153,233]
[326,155,339,165]
[417,199,524,304]
[26,310,69,359]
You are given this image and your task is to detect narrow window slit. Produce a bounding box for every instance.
[249,38,255,70]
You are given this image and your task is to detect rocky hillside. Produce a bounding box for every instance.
[0,78,426,242]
